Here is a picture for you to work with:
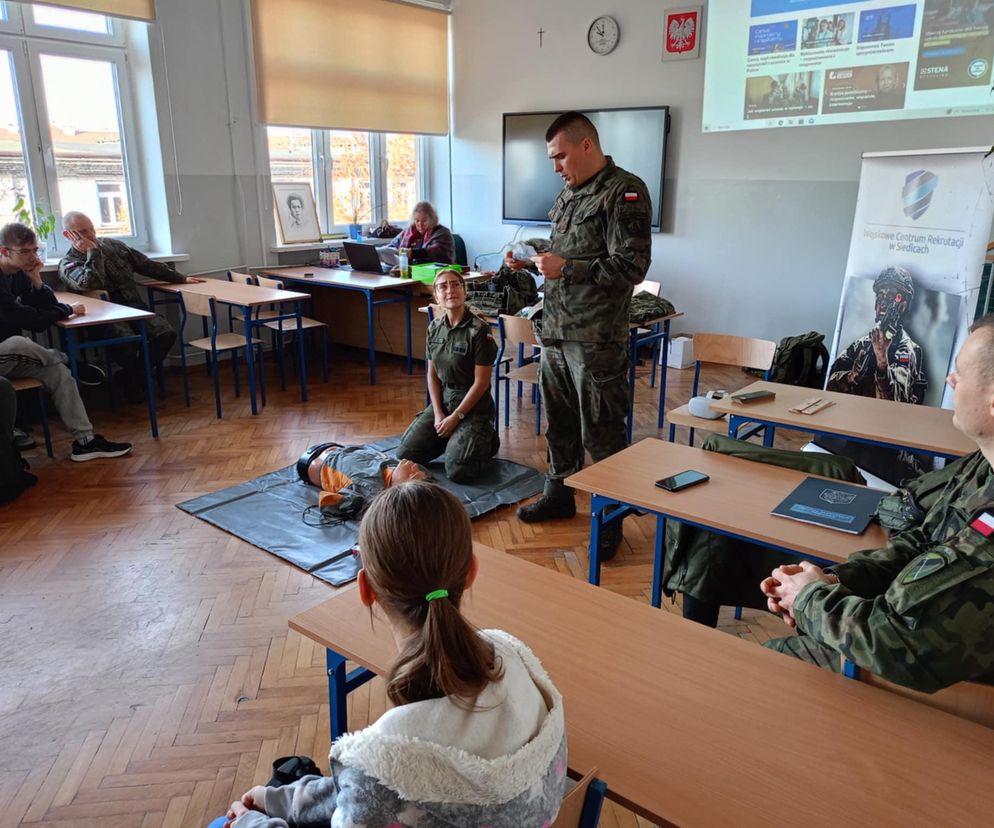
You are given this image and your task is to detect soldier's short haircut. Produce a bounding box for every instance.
[969,314,994,384]
[0,222,35,249]
[545,111,600,147]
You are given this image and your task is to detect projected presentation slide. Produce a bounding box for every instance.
[703,0,994,132]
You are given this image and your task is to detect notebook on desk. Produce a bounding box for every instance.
[343,241,388,273]
[771,477,885,534]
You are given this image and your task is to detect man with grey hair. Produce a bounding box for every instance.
[58,211,201,396]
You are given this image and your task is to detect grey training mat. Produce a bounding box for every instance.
[176,436,544,586]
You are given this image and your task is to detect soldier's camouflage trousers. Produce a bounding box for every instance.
[396,387,499,483]
[540,339,629,495]
[764,634,843,672]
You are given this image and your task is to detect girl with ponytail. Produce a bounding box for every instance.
[225,481,567,828]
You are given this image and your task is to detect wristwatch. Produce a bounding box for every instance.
[455,410,465,421]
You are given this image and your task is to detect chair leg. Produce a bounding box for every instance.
[688,426,696,448]
[210,350,223,419]
[257,344,267,407]
[321,328,329,383]
[274,330,287,391]
[36,386,53,458]
[734,606,743,620]
[668,423,676,443]
[232,351,241,398]
[179,344,191,407]
[504,374,510,427]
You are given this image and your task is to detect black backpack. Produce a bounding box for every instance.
[768,331,830,389]
[0,435,27,503]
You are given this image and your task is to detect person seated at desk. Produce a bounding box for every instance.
[58,211,202,396]
[297,441,426,518]
[224,481,567,828]
[762,316,994,693]
[396,268,500,483]
[0,222,132,461]
[379,200,456,266]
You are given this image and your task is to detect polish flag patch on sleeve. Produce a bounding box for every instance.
[971,511,994,537]
[624,191,639,201]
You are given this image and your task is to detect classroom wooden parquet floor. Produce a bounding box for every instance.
[0,349,802,828]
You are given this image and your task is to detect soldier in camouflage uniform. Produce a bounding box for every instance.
[396,269,499,483]
[762,316,994,693]
[58,212,201,388]
[512,111,652,560]
[826,266,927,404]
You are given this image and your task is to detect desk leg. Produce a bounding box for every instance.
[139,320,159,439]
[588,494,605,586]
[65,329,80,382]
[326,649,349,741]
[241,307,259,415]
[365,290,377,385]
[652,514,666,608]
[843,659,860,680]
[657,320,670,429]
[296,302,308,402]
[627,332,637,443]
[404,287,413,375]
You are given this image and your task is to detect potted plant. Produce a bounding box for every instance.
[12,196,57,261]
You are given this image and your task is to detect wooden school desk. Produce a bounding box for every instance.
[146,279,309,415]
[707,380,973,459]
[54,291,158,438]
[290,543,994,827]
[566,438,887,607]
[256,266,415,384]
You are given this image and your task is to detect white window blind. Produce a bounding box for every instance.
[251,0,448,135]
[27,0,155,21]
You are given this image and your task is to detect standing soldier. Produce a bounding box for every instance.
[511,111,652,560]
[827,266,927,404]
[58,211,203,397]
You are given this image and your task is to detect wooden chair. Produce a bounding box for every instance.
[10,378,53,457]
[255,275,329,386]
[179,290,265,419]
[497,314,542,435]
[666,333,777,446]
[858,670,994,730]
[552,766,607,828]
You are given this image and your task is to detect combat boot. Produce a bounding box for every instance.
[597,516,626,562]
[517,487,576,523]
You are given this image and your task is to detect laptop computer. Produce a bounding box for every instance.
[342,241,388,273]
[771,477,885,534]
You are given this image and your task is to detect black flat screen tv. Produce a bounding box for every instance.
[502,106,670,231]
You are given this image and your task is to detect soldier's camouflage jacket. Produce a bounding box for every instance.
[542,158,652,343]
[793,450,994,693]
[826,326,927,404]
[59,238,187,307]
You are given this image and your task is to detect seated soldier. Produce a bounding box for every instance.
[761,315,994,693]
[297,442,426,519]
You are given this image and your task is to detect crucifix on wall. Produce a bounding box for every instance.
[538,27,545,47]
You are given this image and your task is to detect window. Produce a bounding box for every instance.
[267,127,422,239]
[0,3,146,254]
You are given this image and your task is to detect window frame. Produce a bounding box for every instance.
[0,3,146,255]
[267,126,425,240]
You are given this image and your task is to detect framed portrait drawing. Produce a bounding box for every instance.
[273,183,321,244]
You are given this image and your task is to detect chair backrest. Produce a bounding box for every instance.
[452,233,469,267]
[181,290,216,320]
[425,302,441,322]
[859,672,994,730]
[693,333,777,372]
[256,275,284,291]
[636,279,661,297]
[228,271,255,286]
[551,766,604,828]
[498,313,539,348]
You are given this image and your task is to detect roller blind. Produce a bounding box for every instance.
[30,0,156,21]
[251,0,449,135]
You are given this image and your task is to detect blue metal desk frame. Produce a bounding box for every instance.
[148,286,308,415]
[586,493,836,610]
[326,650,377,741]
[627,315,676,442]
[725,413,965,461]
[59,322,158,438]
[273,273,414,386]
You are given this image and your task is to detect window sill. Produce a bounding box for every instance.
[39,251,190,273]
[270,239,383,254]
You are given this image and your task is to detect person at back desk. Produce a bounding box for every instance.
[381,201,455,266]
[762,315,994,693]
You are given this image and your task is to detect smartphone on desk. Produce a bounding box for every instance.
[655,470,710,492]
[731,389,776,404]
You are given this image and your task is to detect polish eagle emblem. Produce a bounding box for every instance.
[667,13,697,52]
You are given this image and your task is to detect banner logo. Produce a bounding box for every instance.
[902,170,938,220]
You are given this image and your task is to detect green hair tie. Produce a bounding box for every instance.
[425,589,449,602]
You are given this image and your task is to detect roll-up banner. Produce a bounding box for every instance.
[822,147,994,483]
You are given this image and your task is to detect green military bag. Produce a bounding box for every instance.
[768,331,830,388]
[465,268,539,318]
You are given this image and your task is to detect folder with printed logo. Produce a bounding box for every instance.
[771,477,885,535]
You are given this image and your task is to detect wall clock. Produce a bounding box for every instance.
[588,15,620,55]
